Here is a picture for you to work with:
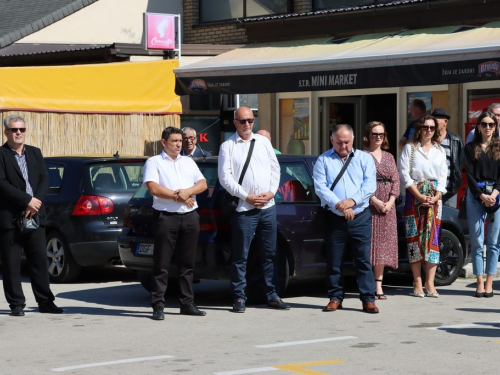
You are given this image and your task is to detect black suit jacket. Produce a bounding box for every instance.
[0,143,49,229]
[182,147,212,158]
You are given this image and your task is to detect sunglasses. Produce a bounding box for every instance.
[235,118,255,125]
[7,127,26,133]
[480,121,496,128]
[371,132,384,138]
[421,126,435,132]
[183,136,196,141]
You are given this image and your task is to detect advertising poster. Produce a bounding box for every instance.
[407,92,431,123]
[293,98,310,140]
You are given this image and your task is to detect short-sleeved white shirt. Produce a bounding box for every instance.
[143,151,205,213]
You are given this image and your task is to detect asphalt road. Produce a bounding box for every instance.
[0,267,499,375]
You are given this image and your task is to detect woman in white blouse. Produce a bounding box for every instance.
[399,115,448,298]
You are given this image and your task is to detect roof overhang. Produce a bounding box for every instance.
[175,23,500,95]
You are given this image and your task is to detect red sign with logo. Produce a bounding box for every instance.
[145,14,175,50]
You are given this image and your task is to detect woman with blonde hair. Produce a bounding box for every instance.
[363,121,400,299]
[399,115,447,298]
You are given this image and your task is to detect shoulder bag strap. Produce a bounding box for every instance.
[237,138,256,185]
[325,150,354,208]
[409,144,415,180]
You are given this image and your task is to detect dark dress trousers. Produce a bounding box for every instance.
[0,142,54,308]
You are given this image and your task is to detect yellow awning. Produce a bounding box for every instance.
[0,59,181,114]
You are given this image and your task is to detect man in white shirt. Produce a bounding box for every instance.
[218,106,289,313]
[466,103,500,144]
[143,126,208,320]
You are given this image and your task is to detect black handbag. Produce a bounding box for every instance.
[15,212,40,233]
[311,151,354,233]
[222,139,256,218]
[458,194,467,220]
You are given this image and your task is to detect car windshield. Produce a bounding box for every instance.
[85,162,145,193]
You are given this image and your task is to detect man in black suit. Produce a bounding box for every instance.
[0,115,63,316]
[181,127,212,158]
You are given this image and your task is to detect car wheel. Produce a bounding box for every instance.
[46,231,82,283]
[245,243,290,304]
[434,229,464,286]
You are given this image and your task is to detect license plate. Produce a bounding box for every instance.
[135,243,154,256]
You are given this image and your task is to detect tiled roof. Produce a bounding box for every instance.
[0,0,99,48]
[241,0,429,23]
[0,43,111,57]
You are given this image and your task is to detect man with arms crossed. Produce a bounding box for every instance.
[143,126,207,320]
[0,115,63,316]
[219,106,289,313]
[314,124,378,313]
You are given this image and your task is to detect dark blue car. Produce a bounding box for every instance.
[118,155,470,299]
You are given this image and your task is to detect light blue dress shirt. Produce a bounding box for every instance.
[313,148,376,216]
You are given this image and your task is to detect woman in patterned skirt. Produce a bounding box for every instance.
[398,116,447,298]
[363,121,400,299]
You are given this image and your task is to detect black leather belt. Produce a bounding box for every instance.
[158,210,196,216]
[330,208,367,220]
[376,178,391,183]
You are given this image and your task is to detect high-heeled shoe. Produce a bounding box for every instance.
[409,290,425,298]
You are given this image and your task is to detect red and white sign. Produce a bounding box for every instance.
[145,14,175,50]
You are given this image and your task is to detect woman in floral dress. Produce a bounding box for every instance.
[363,121,400,299]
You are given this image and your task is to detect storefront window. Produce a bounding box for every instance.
[279,98,310,155]
[200,0,290,23]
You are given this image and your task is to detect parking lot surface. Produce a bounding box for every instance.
[0,267,499,375]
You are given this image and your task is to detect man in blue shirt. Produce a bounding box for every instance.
[313,124,378,313]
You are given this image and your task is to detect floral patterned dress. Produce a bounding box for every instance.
[366,150,400,269]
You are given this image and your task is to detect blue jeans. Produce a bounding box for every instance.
[466,189,500,275]
[325,209,375,303]
[230,206,278,302]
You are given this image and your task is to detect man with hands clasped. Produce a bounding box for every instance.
[218,106,290,313]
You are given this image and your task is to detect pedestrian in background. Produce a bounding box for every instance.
[466,103,500,144]
[0,115,63,316]
[464,111,500,298]
[218,106,289,313]
[181,127,212,158]
[314,124,379,314]
[432,108,464,208]
[143,126,208,320]
[363,121,400,300]
[399,115,447,298]
[256,129,281,154]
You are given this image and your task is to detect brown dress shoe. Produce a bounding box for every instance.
[323,300,342,312]
[362,301,379,314]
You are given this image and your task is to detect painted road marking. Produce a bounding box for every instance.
[214,367,279,375]
[215,360,343,375]
[256,336,356,348]
[427,321,500,331]
[51,355,174,372]
[276,359,344,375]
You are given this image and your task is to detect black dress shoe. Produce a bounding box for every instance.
[152,306,165,320]
[180,303,206,316]
[232,299,246,313]
[11,306,25,317]
[474,291,486,298]
[484,291,494,298]
[267,298,290,310]
[39,302,63,314]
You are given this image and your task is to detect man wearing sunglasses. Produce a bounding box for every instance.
[432,108,465,208]
[0,115,63,316]
[466,103,500,144]
[181,127,212,158]
[218,106,289,313]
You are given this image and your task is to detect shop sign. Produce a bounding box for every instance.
[145,13,176,50]
[176,57,500,95]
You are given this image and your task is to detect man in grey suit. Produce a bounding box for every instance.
[181,127,212,158]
